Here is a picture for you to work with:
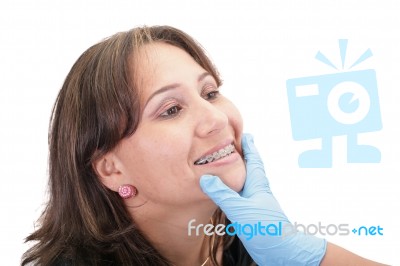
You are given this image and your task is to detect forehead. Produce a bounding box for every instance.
[134,42,206,98]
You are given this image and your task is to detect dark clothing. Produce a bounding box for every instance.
[54,236,255,266]
[223,236,256,266]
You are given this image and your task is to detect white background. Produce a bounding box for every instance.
[1,0,399,265]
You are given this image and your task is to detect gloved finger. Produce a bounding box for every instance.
[241,133,271,198]
[200,174,241,207]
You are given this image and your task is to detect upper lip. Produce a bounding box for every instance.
[194,139,234,163]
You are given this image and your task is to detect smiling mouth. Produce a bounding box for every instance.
[194,144,235,165]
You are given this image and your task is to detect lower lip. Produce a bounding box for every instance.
[196,151,241,167]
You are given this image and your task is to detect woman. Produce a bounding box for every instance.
[22,26,386,265]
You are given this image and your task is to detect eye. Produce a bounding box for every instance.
[202,84,220,101]
[160,105,182,118]
[205,91,220,100]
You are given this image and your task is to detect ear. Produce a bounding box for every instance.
[93,152,121,192]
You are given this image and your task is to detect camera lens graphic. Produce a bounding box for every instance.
[327,81,371,125]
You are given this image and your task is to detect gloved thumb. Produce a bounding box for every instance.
[200,175,241,207]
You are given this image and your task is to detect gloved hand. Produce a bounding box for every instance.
[200,134,327,266]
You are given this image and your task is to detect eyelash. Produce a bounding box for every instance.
[202,84,220,101]
[203,89,220,101]
[159,104,182,118]
[158,85,220,118]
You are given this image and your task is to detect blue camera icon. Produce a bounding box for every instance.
[287,69,382,168]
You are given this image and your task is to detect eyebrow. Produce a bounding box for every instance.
[144,72,212,107]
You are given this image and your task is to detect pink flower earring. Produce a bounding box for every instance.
[118,184,137,199]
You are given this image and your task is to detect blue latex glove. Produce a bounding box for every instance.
[200,134,327,266]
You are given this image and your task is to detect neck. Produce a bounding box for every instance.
[130,199,219,266]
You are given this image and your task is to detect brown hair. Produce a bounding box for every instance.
[22,26,229,265]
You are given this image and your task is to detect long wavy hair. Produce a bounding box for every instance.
[22,26,232,265]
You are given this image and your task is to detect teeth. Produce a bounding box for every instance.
[194,144,235,165]
[213,151,220,160]
[219,148,227,157]
[195,157,208,165]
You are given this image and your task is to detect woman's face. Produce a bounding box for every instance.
[113,42,246,206]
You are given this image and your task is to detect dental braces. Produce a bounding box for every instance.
[195,144,235,165]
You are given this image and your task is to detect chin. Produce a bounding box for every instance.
[219,164,246,192]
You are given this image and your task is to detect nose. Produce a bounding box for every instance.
[194,99,228,137]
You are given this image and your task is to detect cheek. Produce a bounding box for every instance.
[130,137,188,177]
[119,128,197,201]
[222,100,244,150]
[218,101,247,192]
[223,100,243,133]
[230,109,243,136]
